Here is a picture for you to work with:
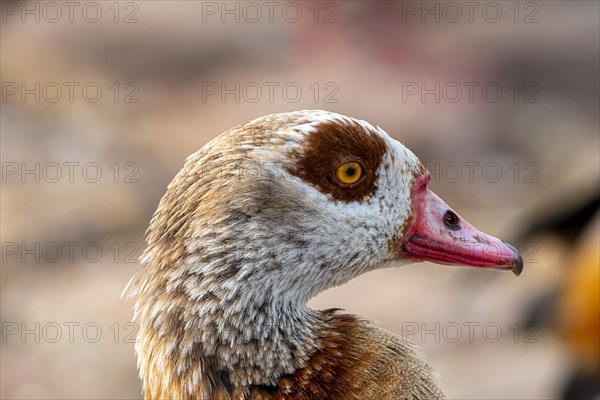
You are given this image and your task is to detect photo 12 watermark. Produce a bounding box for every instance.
[201,81,339,104]
[1,1,140,24]
[2,241,142,265]
[1,82,140,104]
[2,321,139,344]
[399,321,540,344]
[2,162,140,184]
[398,1,540,24]
[199,2,339,24]
[425,161,540,184]
[400,81,540,104]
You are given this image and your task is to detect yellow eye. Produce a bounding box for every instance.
[335,161,364,185]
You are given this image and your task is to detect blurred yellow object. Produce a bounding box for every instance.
[557,211,600,374]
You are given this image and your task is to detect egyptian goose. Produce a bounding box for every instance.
[124,110,523,399]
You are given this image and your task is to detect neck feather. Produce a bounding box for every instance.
[130,256,326,399]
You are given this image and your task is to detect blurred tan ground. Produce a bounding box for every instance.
[1,1,599,399]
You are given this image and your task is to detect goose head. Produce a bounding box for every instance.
[127,110,522,398]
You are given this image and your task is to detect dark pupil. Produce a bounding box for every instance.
[345,166,356,176]
[444,210,460,230]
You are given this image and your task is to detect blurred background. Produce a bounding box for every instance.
[1,1,598,399]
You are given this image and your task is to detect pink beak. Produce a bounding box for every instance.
[399,172,523,276]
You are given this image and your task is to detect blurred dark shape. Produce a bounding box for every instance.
[522,287,559,331]
[562,369,600,400]
[518,193,599,246]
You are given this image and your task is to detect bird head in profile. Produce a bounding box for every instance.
[138,109,522,305]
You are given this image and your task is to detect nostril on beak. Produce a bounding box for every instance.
[504,242,524,276]
[443,210,461,231]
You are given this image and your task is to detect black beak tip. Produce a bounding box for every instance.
[504,242,524,277]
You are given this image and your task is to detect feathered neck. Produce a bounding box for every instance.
[128,261,443,399]
[128,248,334,398]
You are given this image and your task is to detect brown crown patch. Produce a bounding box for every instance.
[287,119,387,203]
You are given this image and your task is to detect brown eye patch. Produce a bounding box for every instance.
[287,119,387,203]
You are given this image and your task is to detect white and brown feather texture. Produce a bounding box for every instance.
[124,110,444,399]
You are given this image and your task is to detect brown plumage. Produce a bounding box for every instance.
[125,110,522,399]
